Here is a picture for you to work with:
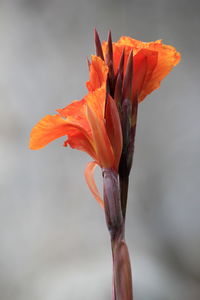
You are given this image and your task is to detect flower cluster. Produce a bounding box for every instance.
[30,30,180,209]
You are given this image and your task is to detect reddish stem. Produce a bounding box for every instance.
[111,228,133,300]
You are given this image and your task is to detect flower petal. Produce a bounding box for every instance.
[29,113,96,159]
[86,55,108,92]
[30,114,71,150]
[86,88,114,168]
[65,131,96,159]
[84,161,104,208]
[116,36,181,101]
[57,99,90,131]
[139,41,181,101]
[132,49,158,101]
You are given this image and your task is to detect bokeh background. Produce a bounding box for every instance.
[1,0,200,299]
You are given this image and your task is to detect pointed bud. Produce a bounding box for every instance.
[94,28,104,60]
[118,98,132,218]
[106,30,113,65]
[114,71,123,109]
[119,99,138,218]
[122,51,133,101]
[126,101,138,174]
[120,98,132,154]
[116,49,125,78]
[105,31,115,97]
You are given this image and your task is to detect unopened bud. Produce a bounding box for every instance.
[121,98,132,154]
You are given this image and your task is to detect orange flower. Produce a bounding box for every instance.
[30,57,122,207]
[97,34,181,102]
[30,32,181,207]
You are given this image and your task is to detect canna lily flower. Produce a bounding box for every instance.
[114,36,181,102]
[29,57,122,208]
[92,31,181,103]
[30,31,181,210]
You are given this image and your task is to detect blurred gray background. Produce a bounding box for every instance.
[0,0,200,299]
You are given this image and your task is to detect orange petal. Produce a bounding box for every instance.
[86,55,108,92]
[132,49,158,101]
[86,104,114,169]
[30,114,71,150]
[139,41,181,101]
[85,86,105,120]
[116,37,181,101]
[29,113,96,159]
[57,99,85,118]
[86,88,114,168]
[66,131,97,160]
[56,98,91,132]
[84,161,104,208]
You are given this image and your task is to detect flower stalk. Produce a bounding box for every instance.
[103,168,133,300]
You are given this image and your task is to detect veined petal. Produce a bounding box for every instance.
[86,55,108,92]
[84,161,104,208]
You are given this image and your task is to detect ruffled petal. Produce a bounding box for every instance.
[116,36,181,101]
[139,41,181,101]
[84,161,104,208]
